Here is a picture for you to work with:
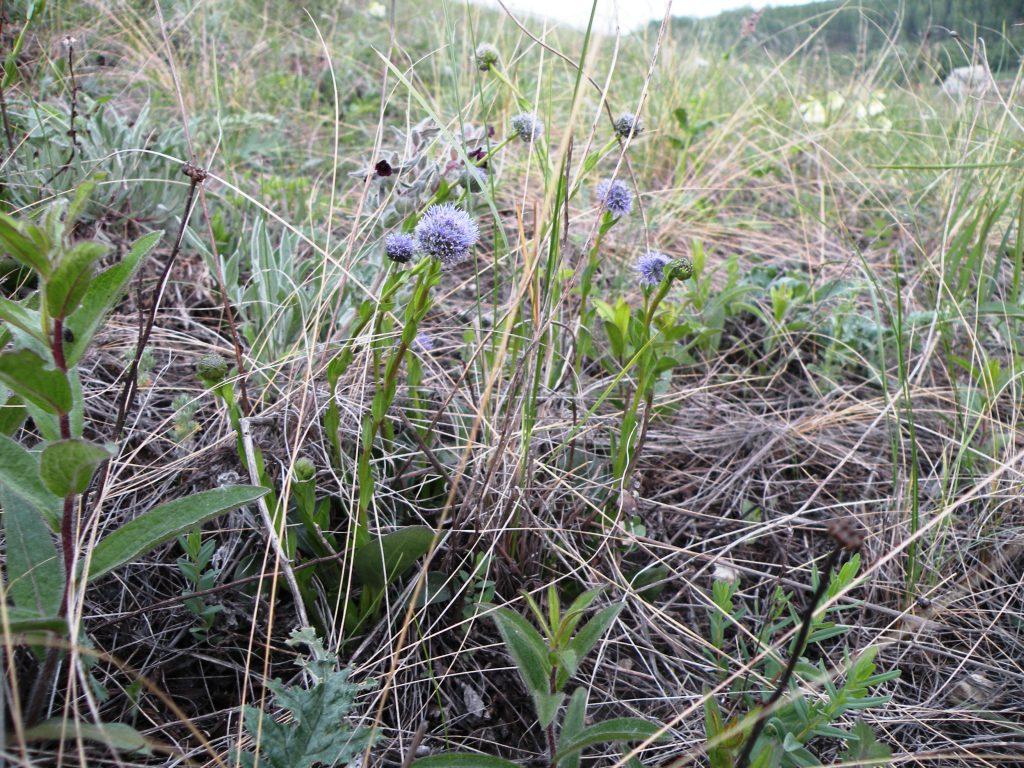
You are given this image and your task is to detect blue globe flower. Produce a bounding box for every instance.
[510,112,544,143]
[596,179,633,217]
[635,250,672,287]
[413,332,435,352]
[384,232,417,263]
[414,204,480,267]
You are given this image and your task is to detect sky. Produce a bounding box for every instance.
[479,0,808,31]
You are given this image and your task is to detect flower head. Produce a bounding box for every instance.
[510,112,544,143]
[475,43,500,71]
[413,332,435,352]
[384,232,417,264]
[414,204,479,267]
[596,179,633,217]
[635,251,693,287]
[614,112,643,139]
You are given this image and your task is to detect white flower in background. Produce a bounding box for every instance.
[368,2,386,19]
[800,89,889,132]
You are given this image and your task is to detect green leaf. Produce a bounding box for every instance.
[86,485,267,583]
[45,241,107,319]
[0,349,71,414]
[0,392,27,436]
[840,721,892,766]
[65,230,162,366]
[533,690,565,729]
[0,433,62,528]
[0,296,46,343]
[0,212,50,276]
[39,438,110,497]
[21,718,150,754]
[553,718,664,762]
[0,486,63,618]
[2,612,66,634]
[489,606,551,697]
[352,525,435,590]
[557,688,588,768]
[556,603,621,689]
[414,755,520,768]
[240,628,377,768]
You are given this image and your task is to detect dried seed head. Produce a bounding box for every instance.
[614,112,643,139]
[827,517,865,551]
[182,161,208,184]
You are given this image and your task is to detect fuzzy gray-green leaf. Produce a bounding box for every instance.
[65,230,162,366]
[0,433,61,528]
[0,349,71,415]
[415,754,521,768]
[0,485,63,618]
[45,241,107,319]
[86,485,267,582]
[553,718,664,762]
[489,605,551,697]
[39,438,110,497]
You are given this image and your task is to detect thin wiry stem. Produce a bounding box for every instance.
[734,545,844,768]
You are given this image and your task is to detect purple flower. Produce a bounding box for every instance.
[384,232,417,264]
[414,204,479,267]
[413,332,435,352]
[596,179,633,217]
[614,112,643,139]
[510,112,544,143]
[635,250,672,287]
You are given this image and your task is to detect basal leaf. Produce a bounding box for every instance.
[352,525,435,590]
[553,718,664,762]
[557,688,588,768]
[2,610,66,634]
[414,755,520,768]
[86,485,267,582]
[22,718,150,754]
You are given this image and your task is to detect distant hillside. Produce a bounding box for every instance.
[668,0,1024,73]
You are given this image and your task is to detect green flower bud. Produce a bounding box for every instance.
[475,43,500,71]
[666,257,694,282]
[294,456,316,482]
[196,354,230,386]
